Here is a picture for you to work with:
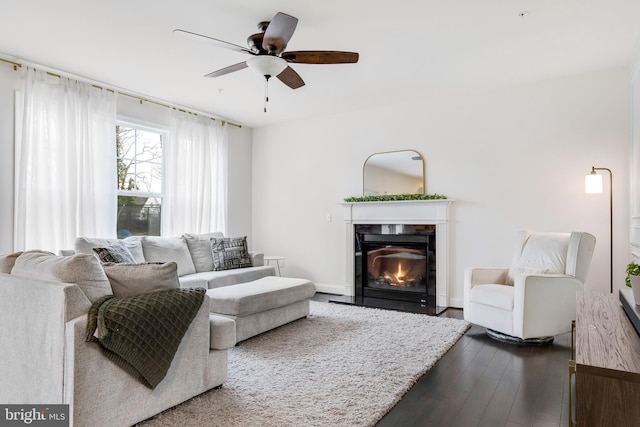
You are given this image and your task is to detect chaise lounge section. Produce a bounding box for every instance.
[207,276,316,343]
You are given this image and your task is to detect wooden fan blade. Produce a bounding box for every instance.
[277,66,305,89]
[204,62,248,78]
[282,51,359,64]
[174,29,254,55]
[262,12,298,54]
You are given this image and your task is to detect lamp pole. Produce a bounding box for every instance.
[588,166,613,293]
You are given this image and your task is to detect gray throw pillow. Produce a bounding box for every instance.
[183,232,225,272]
[92,241,136,264]
[101,262,180,298]
[11,251,112,303]
[211,236,253,271]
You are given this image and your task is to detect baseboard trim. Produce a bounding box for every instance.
[313,283,346,295]
[448,297,463,309]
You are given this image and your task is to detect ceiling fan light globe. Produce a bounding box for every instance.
[247,56,287,77]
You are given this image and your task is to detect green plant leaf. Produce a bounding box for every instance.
[343,193,447,203]
[625,262,640,287]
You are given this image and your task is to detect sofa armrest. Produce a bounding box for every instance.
[209,314,236,349]
[249,251,264,267]
[64,293,216,426]
[0,273,91,403]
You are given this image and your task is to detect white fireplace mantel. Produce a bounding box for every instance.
[341,199,454,307]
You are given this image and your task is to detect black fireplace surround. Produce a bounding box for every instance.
[331,224,442,315]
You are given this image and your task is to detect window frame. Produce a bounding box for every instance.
[116,117,168,236]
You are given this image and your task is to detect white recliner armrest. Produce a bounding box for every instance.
[463,267,509,313]
[512,274,583,339]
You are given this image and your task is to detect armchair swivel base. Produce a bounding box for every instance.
[486,328,553,345]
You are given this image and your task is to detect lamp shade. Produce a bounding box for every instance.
[246,56,287,77]
[585,173,603,194]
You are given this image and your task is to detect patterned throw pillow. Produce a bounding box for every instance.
[93,241,136,264]
[211,236,253,271]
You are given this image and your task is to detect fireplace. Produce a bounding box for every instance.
[332,199,453,315]
[355,224,436,307]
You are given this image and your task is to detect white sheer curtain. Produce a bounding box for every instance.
[164,110,228,236]
[14,68,117,253]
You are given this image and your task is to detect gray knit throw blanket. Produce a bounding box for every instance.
[86,287,206,389]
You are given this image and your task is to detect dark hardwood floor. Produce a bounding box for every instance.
[312,293,571,427]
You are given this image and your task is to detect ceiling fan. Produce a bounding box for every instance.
[174,12,359,111]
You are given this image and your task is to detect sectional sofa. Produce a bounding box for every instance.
[0,232,316,426]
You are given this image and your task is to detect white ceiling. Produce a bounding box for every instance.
[2,0,640,128]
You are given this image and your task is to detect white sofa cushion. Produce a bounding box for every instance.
[121,237,146,263]
[11,251,112,303]
[179,265,275,289]
[183,232,224,272]
[206,276,316,316]
[141,236,196,277]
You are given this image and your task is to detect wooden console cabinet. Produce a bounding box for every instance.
[570,290,640,427]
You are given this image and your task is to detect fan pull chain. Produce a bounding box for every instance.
[263,75,270,113]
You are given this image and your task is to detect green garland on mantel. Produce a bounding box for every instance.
[343,193,448,203]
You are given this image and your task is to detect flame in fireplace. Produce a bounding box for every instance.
[396,263,405,284]
[382,262,407,286]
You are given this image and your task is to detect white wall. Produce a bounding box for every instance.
[252,67,630,306]
[0,65,254,252]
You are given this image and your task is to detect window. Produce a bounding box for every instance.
[116,122,165,237]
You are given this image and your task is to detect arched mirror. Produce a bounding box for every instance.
[363,150,425,196]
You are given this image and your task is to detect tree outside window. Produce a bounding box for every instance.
[116,123,164,237]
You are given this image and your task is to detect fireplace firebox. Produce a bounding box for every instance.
[354,224,436,308]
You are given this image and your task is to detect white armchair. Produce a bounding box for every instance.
[463,230,596,342]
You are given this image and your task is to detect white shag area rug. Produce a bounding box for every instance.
[139,301,470,427]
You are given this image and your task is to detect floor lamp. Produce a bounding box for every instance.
[585,166,613,293]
